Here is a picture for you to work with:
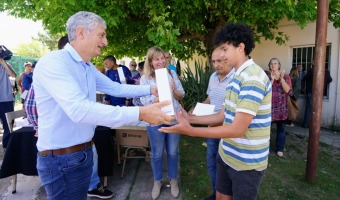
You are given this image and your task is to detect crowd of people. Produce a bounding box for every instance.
[0,10,334,200]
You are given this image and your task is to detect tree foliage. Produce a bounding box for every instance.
[33,31,65,51]
[15,40,49,57]
[2,0,339,60]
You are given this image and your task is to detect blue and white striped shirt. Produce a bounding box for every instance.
[219,59,272,171]
[207,69,235,113]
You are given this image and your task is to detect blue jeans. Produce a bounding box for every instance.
[206,138,220,192]
[147,124,180,181]
[273,121,286,152]
[303,92,312,127]
[37,147,93,200]
[88,145,100,191]
[0,101,14,148]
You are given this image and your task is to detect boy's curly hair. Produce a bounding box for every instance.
[214,23,255,56]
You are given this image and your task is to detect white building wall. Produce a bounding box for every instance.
[252,20,340,128]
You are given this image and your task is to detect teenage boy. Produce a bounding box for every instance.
[160,23,272,200]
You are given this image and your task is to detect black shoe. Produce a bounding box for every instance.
[204,194,216,200]
[87,184,114,199]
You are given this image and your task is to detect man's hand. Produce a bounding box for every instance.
[188,107,195,115]
[0,58,16,77]
[150,85,158,97]
[158,111,192,134]
[139,100,174,125]
[179,105,190,120]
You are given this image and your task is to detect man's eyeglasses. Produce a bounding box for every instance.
[130,64,137,66]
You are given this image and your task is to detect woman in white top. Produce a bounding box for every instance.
[140,47,185,199]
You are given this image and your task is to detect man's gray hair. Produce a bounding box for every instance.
[66,11,107,42]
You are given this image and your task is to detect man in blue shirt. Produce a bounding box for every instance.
[33,11,172,199]
[103,55,132,106]
[24,35,114,199]
[22,61,34,92]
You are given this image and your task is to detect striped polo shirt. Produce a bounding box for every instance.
[207,68,235,113]
[218,59,272,171]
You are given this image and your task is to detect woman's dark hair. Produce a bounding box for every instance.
[214,23,255,56]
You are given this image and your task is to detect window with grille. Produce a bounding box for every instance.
[292,45,331,98]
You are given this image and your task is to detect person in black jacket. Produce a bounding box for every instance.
[302,60,332,128]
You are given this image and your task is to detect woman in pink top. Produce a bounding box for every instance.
[268,58,292,157]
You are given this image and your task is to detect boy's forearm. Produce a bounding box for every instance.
[189,112,223,125]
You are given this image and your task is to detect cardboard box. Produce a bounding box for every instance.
[115,128,149,147]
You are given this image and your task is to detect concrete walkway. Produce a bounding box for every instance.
[0,124,339,199]
[0,134,180,200]
[285,125,340,148]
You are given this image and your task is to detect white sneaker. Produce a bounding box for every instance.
[285,123,294,127]
[151,180,162,199]
[170,179,180,198]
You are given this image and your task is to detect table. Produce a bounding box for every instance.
[0,127,37,178]
[114,121,150,178]
[0,126,115,188]
[93,126,115,177]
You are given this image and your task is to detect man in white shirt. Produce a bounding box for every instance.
[33,11,172,199]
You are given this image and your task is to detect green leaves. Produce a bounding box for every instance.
[1,0,339,59]
[146,12,182,51]
[180,61,213,110]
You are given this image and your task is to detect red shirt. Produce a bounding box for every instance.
[271,74,292,121]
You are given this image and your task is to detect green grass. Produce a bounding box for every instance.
[180,136,212,199]
[180,132,340,200]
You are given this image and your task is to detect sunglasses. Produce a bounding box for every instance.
[131,64,137,66]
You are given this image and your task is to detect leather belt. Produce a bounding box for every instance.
[39,141,93,156]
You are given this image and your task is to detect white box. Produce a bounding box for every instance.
[192,103,215,116]
[155,68,175,116]
[117,67,126,84]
